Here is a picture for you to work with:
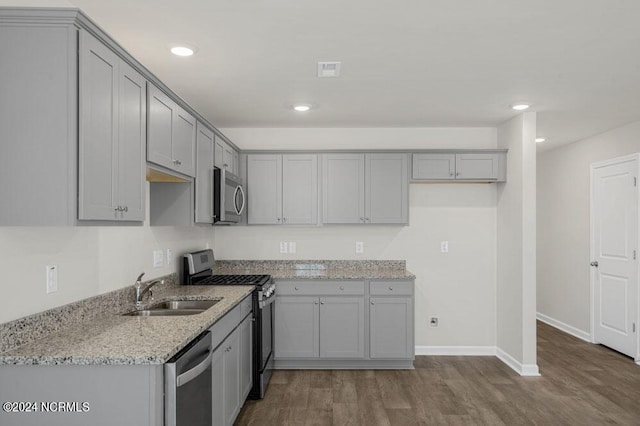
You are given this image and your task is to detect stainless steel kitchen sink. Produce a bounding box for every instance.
[122,299,220,316]
[149,300,220,310]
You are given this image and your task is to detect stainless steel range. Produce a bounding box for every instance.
[182,249,275,399]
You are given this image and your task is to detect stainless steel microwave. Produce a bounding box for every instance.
[213,167,245,224]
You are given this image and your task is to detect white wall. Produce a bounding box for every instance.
[0,183,214,324]
[537,120,640,335]
[216,127,498,349]
[496,112,538,374]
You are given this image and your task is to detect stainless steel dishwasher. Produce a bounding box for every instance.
[165,331,212,426]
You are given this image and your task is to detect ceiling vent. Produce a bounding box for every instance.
[317,61,341,78]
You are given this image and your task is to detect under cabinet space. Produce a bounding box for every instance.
[149,180,194,226]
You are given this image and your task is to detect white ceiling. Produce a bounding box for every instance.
[55,1,640,150]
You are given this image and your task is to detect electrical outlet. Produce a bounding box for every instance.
[279,242,288,254]
[166,248,172,265]
[429,317,439,328]
[355,241,364,254]
[153,250,164,268]
[288,242,297,254]
[46,265,58,294]
[441,241,449,253]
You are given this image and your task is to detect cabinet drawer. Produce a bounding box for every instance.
[210,302,241,351]
[369,281,414,296]
[277,280,365,296]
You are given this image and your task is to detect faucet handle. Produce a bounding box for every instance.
[136,272,145,284]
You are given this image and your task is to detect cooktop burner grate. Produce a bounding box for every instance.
[195,274,271,286]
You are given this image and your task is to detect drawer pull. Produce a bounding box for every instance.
[371,301,375,305]
[294,286,299,291]
[389,286,393,291]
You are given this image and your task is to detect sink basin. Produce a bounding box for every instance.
[149,300,220,310]
[123,309,206,317]
[122,299,220,316]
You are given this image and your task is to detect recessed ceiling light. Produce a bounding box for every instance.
[511,103,530,111]
[293,104,311,112]
[170,44,197,57]
[535,137,546,143]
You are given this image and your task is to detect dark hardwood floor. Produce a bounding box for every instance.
[236,322,640,425]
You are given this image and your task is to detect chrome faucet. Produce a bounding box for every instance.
[134,272,164,309]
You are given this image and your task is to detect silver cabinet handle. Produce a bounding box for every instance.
[294,286,299,291]
[283,217,287,223]
[388,286,393,291]
[360,217,365,222]
[114,206,121,212]
[340,286,344,290]
[371,301,375,305]
[173,159,182,165]
[123,206,128,212]
[456,172,460,176]
[449,172,454,177]
[590,261,599,267]
[314,300,319,304]
[320,300,324,305]
[277,218,281,222]
[223,163,229,168]
[365,217,370,221]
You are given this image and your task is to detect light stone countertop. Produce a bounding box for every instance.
[0,285,254,366]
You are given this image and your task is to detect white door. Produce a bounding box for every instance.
[591,154,638,359]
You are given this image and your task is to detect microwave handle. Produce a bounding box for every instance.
[234,185,246,215]
[210,169,215,220]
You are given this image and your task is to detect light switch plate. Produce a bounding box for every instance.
[355,241,364,254]
[166,249,172,265]
[46,265,58,294]
[288,242,297,254]
[279,242,288,254]
[153,250,164,268]
[441,241,449,253]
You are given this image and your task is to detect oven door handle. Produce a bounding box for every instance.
[176,349,213,387]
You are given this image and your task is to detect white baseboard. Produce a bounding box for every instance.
[536,312,592,342]
[495,348,540,376]
[414,346,496,356]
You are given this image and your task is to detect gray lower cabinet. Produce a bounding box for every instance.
[274,280,414,369]
[195,122,215,224]
[78,30,146,221]
[322,153,408,224]
[147,83,196,177]
[210,296,253,426]
[412,152,506,181]
[247,154,318,225]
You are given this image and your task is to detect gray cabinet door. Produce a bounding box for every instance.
[319,297,365,358]
[275,296,320,358]
[147,84,174,170]
[214,138,224,170]
[171,105,196,177]
[224,143,235,172]
[412,153,455,180]
[370,297,414,359]
[117,62,146,221]
[455,153,499,180]
[322,154,365,223]
[283,154,318,225]
[247,154,282,224]
[78,31,119,220]
[79,31,145,222]
[224,327,242,426]
[195,123,214,224]
[366,153,408,224]
[211,342,225,426]
[239,314,253,401]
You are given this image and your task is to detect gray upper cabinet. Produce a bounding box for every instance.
[78,31,146,221]
[323,153,408,224]
[195,123,215,224]
[147,83,196,177]
[247,154,318,225]
[412,152,506,181]
[215,138,238,175]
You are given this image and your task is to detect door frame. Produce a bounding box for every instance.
[589,153,640,363]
